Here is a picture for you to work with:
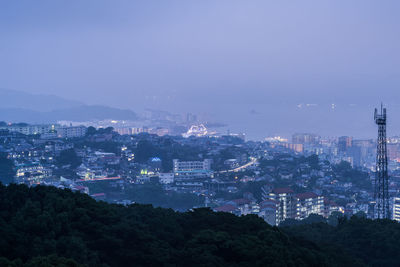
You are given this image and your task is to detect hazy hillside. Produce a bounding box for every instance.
[0,88,83,112]
[0,89,137,123]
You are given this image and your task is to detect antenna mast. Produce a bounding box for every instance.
[374,104,390,219]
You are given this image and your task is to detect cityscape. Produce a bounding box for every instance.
[0,107,398,225]
[2,1,400,266]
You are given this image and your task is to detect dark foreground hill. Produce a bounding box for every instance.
[0,184,397,267]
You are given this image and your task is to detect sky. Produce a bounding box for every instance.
[1,1,400,139]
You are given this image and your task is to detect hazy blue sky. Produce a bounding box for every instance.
[1,1,400,139]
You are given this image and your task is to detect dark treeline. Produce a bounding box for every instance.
[0,184,398,266]
[281,215,400,267]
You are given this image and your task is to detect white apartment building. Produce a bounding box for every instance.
[295,192,325,220]
[15,163,52,182]
[173,159,212,178]
[268,188,296,225]
[5,124,57,135]
[267,188,324,225]
[393,197,400,222]
[57,126,87,138]
[2,124,86,139]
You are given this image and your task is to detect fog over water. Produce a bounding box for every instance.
[1,1,400,140]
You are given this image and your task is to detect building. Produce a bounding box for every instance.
[131,127,149,135]
[114,127,133,136]
[295,192,324,220]
[285,143,303,153]
[292,133,320,145]
[0,123,86,139]
[338,136,353,154]
[173,159,212,178]
[347,145,362,166]
[57,126,87,138]
[268,188,296,225]
[265,188,325,224]
[4,124,58,135]
[94,151,120,165]
[147,157,162,172]
[159,173,174,184]
[259,199,279,225]
[393,197,400,222]
[15,163,52,183]
[352,139,375,166]
[387,144,400,162]
[324,199,343,217]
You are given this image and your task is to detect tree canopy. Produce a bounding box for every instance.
[0,153,15,184]
[0,184,398,266]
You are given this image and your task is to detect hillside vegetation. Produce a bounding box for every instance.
[0,184,397,266]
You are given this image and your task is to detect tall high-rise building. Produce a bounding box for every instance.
[351,139,375,166]
[186,113,197,124]
[338,136,353,154]
[292,133,320,145]
[268,188,296,225]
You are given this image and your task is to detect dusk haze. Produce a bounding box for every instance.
[0,1,400,266]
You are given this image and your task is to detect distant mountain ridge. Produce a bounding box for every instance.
[0,89,137,123]
[0,88,83,112]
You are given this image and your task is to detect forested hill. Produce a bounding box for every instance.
[0,184,397,267]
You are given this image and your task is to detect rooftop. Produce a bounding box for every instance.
[272,187,294,194]
[214,204,237,213]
